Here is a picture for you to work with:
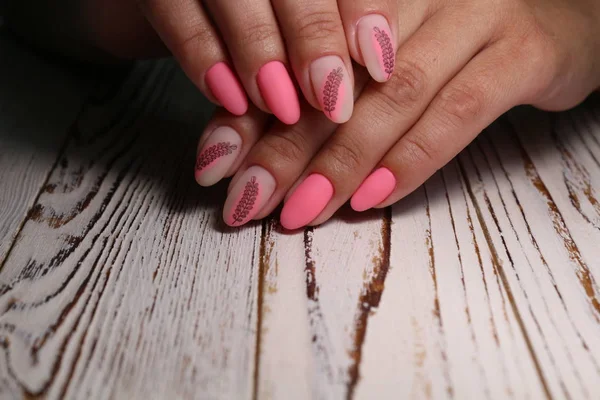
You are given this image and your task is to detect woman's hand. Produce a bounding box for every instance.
[195,0,600,228]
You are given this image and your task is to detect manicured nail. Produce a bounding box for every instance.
[257,61,300,125]
[357,15,395,83]
[205,62,248,116]
[310,56,353,124]
[350,167,396,212]
[223,166,276,227]
[280,174,334,230]
[195,127,242,187]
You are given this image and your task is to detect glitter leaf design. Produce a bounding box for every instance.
[323,67,344,116]
[196,142,238,171]
[232,176,259,224]
[374,27,394,78]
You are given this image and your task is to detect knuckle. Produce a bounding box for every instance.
[435,83,484,127]
[174,23,216,60]
[293,10,341,43]
[402,135,437,165]
[258,130,308,166]
[380,60,428,112]
[239,21,280,47]
[514,23,562,97]
[322,138,364,174]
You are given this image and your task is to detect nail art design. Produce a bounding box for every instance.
[232,176,259,225]
[374,27,394,78]
[357,15,395,83]
[323,67,344,117]
[223,166,276,226]
[196,142,239,171]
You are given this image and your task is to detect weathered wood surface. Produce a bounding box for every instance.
[0,35,599,399]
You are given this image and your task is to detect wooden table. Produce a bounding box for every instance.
[1,33,599,400]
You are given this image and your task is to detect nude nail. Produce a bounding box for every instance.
[357,15,395,83]
[310,56,353,124]
[280,174,334,230]
[205,62,248,116]
[350,167,396,212]
[195,127,242,187]
[257,61,301,125]
[223,166,276,227]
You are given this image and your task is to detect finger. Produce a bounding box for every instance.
[136,0,249,116]
[271,0,354,123]
[371,39,553,208]
[278,8,495,230]
[195,105,269,187]
[338,0,429,82]
[204,0,301,125]
[220,67,372,227]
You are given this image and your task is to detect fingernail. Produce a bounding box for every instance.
[223,166,276,227]
[357,15,395,83]
[257,61,300,125]
[205,62,248,116]
[280,174,334,230]
[195,127,242,187]
[310,56,353,124]
[350,167,396,212]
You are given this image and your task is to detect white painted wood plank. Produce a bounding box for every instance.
[0,35,91,263]
[0,60,261,399]
[2,31,600,400]
[255,221,313,400]
[355,166,545,400]
[257,209,388,399]
[459,111,600,399]
[303,209,388,399]
[257,105,600,400]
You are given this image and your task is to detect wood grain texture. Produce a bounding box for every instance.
[1,33,600,400]
[0,43,259,398]
[0,36,91,263]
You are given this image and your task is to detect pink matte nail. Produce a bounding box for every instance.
[280,174,334,230]
[351,168,396,212]
[357,15,395,83]
[257,61,301,125]
[223,166,276,227]
[310,56,353,124]
[195,126,242,187]
[205,62,248,116]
